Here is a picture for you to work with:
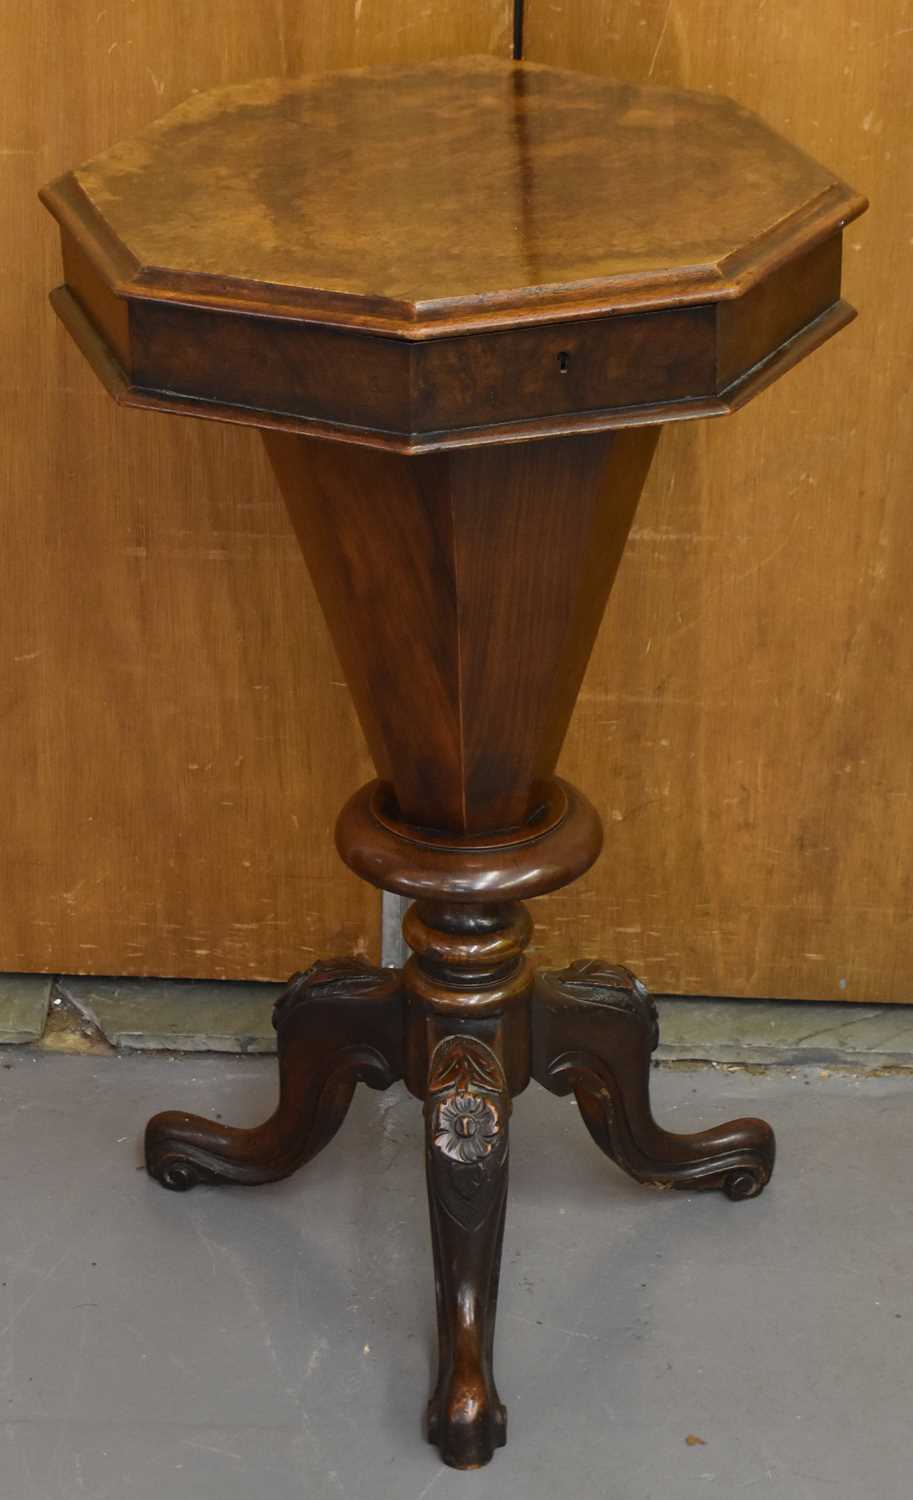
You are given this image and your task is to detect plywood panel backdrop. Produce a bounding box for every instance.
[528,0,913,1001]
[0,1,511,980]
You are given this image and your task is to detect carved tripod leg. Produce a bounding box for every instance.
[145,960,404,1191]
[532,961,775,1201]
[424,1036,510,1469]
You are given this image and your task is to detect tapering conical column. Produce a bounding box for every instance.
[265,426,659,846]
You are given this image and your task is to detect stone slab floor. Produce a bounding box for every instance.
[13,972,913,1071]
[0,1051,909,1499]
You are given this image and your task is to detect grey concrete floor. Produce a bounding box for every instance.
[0,1053,910,1500]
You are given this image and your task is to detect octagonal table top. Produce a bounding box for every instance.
[44,55,865,335]
[41,56,866,451]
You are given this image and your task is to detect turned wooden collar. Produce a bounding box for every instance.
[41,55,866,454]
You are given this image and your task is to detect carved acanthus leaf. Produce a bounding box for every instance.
[427,1035,505,1099]
[272,958,400,1028]
[543,959,658,1047]
[299,958,396,995]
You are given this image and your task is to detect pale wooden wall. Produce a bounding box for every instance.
[0,2,511,980]
[529,0,913,1001]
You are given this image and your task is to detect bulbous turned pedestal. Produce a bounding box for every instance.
[43,53,863,1470]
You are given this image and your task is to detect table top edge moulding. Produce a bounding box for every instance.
[40,55,866,455]
[41,53,866,1470]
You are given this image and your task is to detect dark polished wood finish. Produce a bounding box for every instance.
[145,960,404,1189]
[424,1034,510,1466]
[533,961,774,1199]
[266,427,657,835]
[42,55,864,1469]
[40,57,865,453]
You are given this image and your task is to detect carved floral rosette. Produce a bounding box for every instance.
[425,1036,509,1223]
[434,1092,501,1164]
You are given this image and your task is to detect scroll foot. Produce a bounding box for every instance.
[532,960,774,1199]
[145,959,404,1190]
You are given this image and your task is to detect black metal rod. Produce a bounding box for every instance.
[513,0,524,60]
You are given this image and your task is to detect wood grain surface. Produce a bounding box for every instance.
[0,1,511,980]
[267,429,656,835]
[527,0,913,1001]
[58,58,856,328]
[42,58,861,452]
